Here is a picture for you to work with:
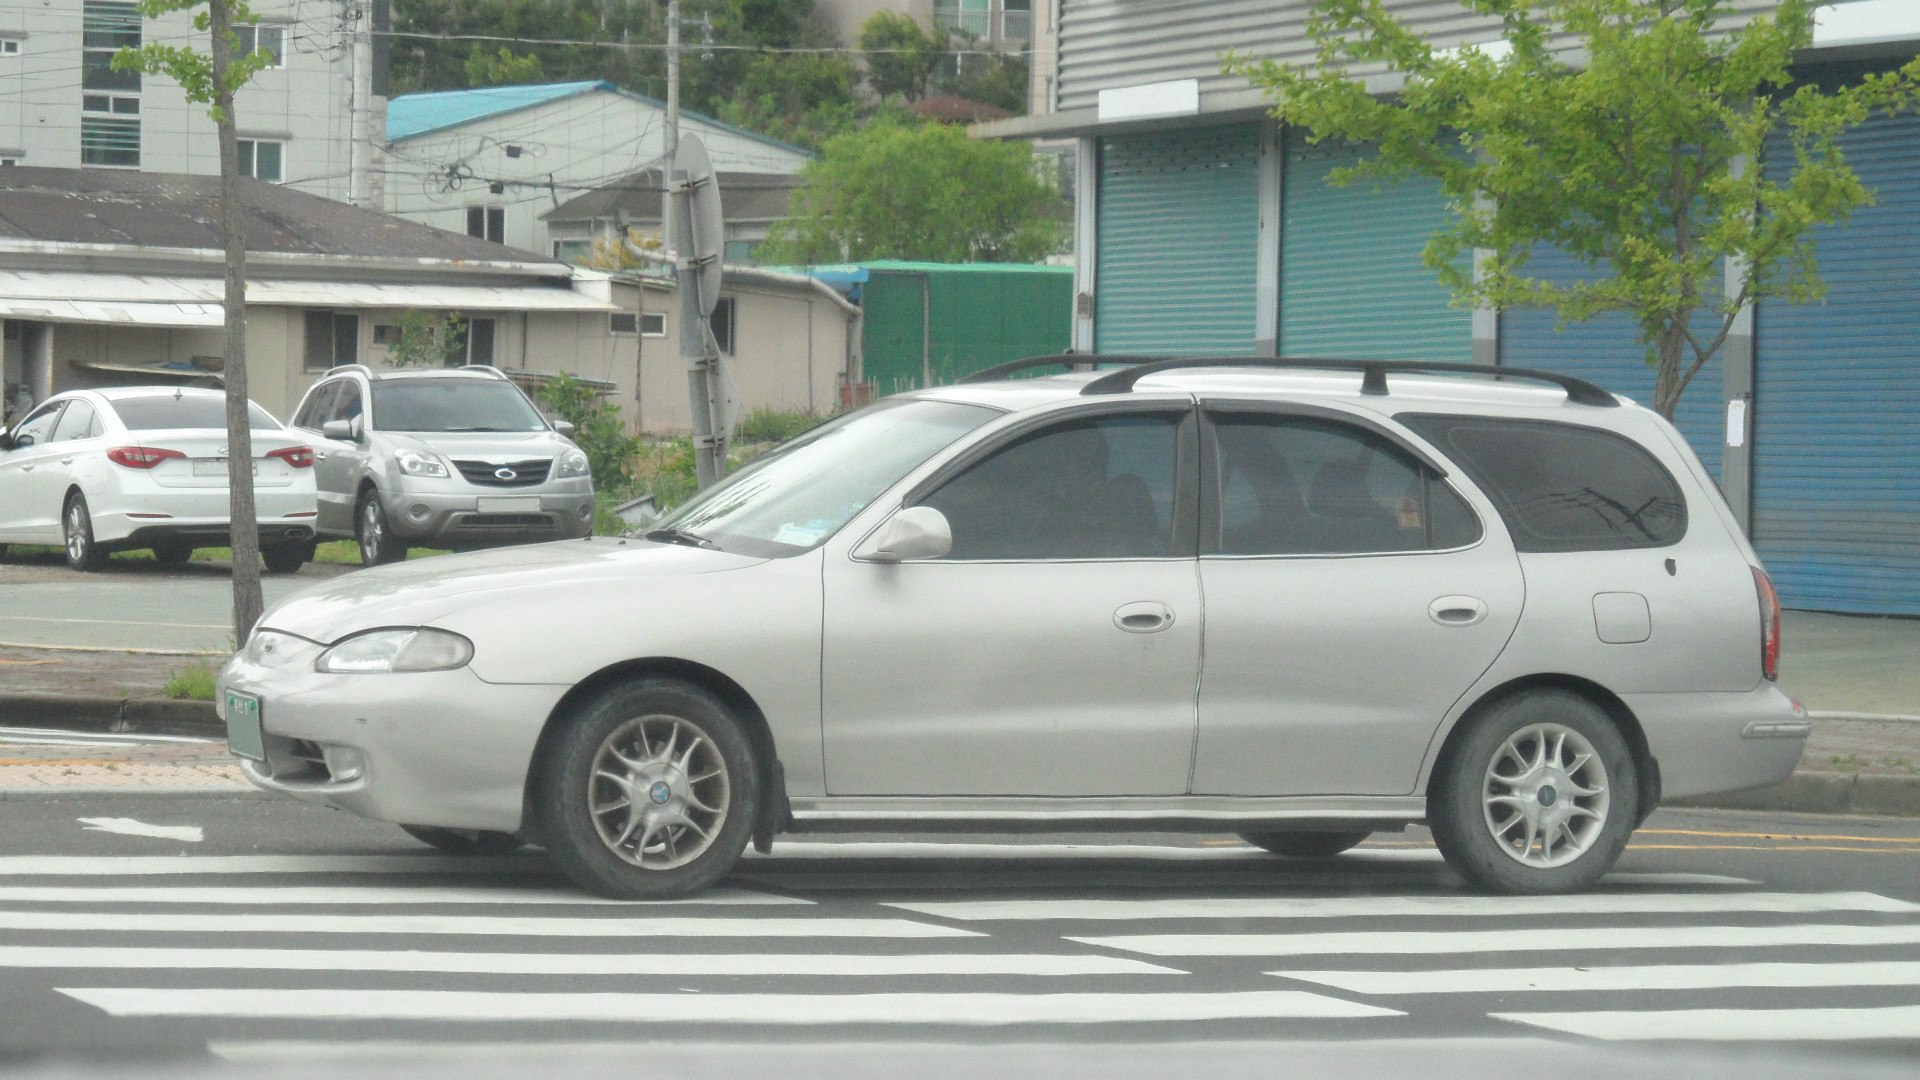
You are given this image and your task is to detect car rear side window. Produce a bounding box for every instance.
[921,412,1185,560]
[52,399,97,441]
[1398,414,1687,552]
[110,396,279,431]
[1208,413,1481,556]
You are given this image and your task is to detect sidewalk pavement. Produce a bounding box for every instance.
[0,728,246,792]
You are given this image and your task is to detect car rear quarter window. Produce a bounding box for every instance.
[1398,414,1687,552]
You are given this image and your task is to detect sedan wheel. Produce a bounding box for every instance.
[151,540,193,569]
[536,678,758,898]
[1429,689,1636,894]
[357,492,405,566]
[262,540,314,574]
[63,494,106,571]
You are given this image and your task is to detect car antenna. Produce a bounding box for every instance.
[173,387,183,400]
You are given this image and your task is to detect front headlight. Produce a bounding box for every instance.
[557,448,590,478]
[394,448,450,478]
[315,628,474,674]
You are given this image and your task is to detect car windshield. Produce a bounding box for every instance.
[109,395,280,431]
[370,379,547,433]
[655,398,1002,557]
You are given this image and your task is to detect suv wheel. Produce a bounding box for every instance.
[262,540,315,574]
[398,824,525,856]
[356,491,405,566]
[63,493,106,571]
[1429,689,1637,894]
[1240,830,1372,858]
[535,678,759,899]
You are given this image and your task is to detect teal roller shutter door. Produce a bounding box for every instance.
[1097,124,1261,355]
[1499,245,1724,480]
[1752,98,1920,615]
[1281,132,1470,361]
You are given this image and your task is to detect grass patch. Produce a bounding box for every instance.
[164,663,218,701]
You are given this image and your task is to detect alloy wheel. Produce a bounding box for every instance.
[587,714,731,871]
[65,500,91,565]
[1480,722,1610,868]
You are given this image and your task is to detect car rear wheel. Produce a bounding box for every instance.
[356,491,405,566]
[1429,689,1637,894]
[262,540,314,574]
[151,540,193,569]
[534,678,759,899]
[398,824,525,856]
[1239,830,1372,858]
[63,494,106,572]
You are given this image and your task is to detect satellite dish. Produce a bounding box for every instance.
[676,134,724,319]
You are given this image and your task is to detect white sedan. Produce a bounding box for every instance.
[0,387,319,571]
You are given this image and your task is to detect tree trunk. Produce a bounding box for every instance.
[210,0,263,644]
[1650,308,1694,422]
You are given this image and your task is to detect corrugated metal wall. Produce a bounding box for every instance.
[1279,131,1470,361]
[1055,0,1777,113]
[860,273,929,396]
[860,269,1075,392]
[1096,124,1262,355]
[1498,245,1724,479]
[1751,96,1920,615]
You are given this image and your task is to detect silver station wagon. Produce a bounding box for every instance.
[218,358,1807,898]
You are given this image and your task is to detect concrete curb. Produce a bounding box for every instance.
[0,786,269,800]
[0,693,221,738]
[1674,771,1920,818]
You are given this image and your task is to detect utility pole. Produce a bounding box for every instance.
[663,0,724,488]
[347,1,372,206]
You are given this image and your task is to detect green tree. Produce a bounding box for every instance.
[537,375,643,491]
[762,119,1066,262]
[941,45,1029,115]
[385,310,468,369]
[859,11,947,101]
[114,0,278,641]
[465,44,545,87]
[713,52,861,151]
[1235,0,1920,419]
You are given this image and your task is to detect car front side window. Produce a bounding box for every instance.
[9,402,64,448]
[918,411,1187,560]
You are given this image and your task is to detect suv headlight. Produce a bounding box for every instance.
[557,449,590,478]
[394,448,449,478]
[315,628,473,674]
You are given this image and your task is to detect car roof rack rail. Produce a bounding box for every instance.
[328,364,376,378]
[458,364,511,379]
[958,354,1107,384]
[1061,356,1618,407]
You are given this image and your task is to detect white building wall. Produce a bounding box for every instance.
[384,90,813,261]
[0,0,377,202]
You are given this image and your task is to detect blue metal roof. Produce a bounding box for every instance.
[386,81,610,141]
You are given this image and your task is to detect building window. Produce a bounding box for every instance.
[1,38,22,55]
[83,95,139,114]
[80,116,140,168]
[708,297,736,356]
[0,158,17,167]
[1001,0,1032,42]
[464,318,496,366]
[723,240,758,264]
[372,323,401,346]
[553,239,591,263]
[641,312,665,336]
[467,206,505,244]
[82,2,141,92]
[238,139,283,181]
[233,24,284,67]
[934,0,990,37]
[303,311,360,371]
[609,313,637,335]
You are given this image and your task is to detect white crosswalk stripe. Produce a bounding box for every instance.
[1,843,1915,1048]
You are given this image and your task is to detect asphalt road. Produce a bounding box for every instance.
[0,557,347,654]
[0,795,1914,1078]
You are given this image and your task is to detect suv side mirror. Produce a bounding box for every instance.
[854,506,953,563]
[322,419,359,442]
[554,420,577,439]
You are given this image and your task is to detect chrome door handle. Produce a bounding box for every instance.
[1114,601,1174,634]
[59,457,73,465]
[1429,595,1489,627]
[19,464,31,472]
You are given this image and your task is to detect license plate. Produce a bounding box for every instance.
[224,689,265,761]
[477,496,541,513]
[193,459,256,477]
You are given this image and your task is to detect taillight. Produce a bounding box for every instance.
[1752,565,1781,681]
[267,445,315,469]
[106,446,186,469]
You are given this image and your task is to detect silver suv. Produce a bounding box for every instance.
[227,358,1806,898]
[287,366,594,564]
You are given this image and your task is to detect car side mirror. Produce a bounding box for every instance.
[554,420,576,439]
[322,419,353,441]
[9,432,32,449]
[854,506,952,563]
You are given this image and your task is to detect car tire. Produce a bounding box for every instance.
[63,493,107,572]
[1239,830,1372,858]
[356,490,406,566]
[398,824,525,856]
[534,678,759,899]
[151,540,193,569]
[1428,689,1638,895]
[262,540,314,574]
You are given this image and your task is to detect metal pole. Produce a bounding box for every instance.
[678,183,718,488]
[663,0,679,254]
[921,273,932,388]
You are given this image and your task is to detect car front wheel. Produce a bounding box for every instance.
[534,678,759,899]
[356,491,405,566]
[1428,689,1637,894]
[1240,830,1372,858]
[63,494,106,571]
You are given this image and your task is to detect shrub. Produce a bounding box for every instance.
[537,375,644,492]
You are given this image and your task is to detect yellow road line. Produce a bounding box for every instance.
[1630,843,1920,854]
[1642,828,1920,844]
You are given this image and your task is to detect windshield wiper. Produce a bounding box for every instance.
[644,526,719,550]
[440,426,518,432]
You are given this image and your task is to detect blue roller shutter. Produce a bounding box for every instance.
[1096,124,1261,355]
[1498,246,1723,480]
[1280,131,1470,361]
[1752,97,1920,615]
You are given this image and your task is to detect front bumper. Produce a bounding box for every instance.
[1628,682,1810,800]
[378,484,595,547]
[219,637,569,833]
